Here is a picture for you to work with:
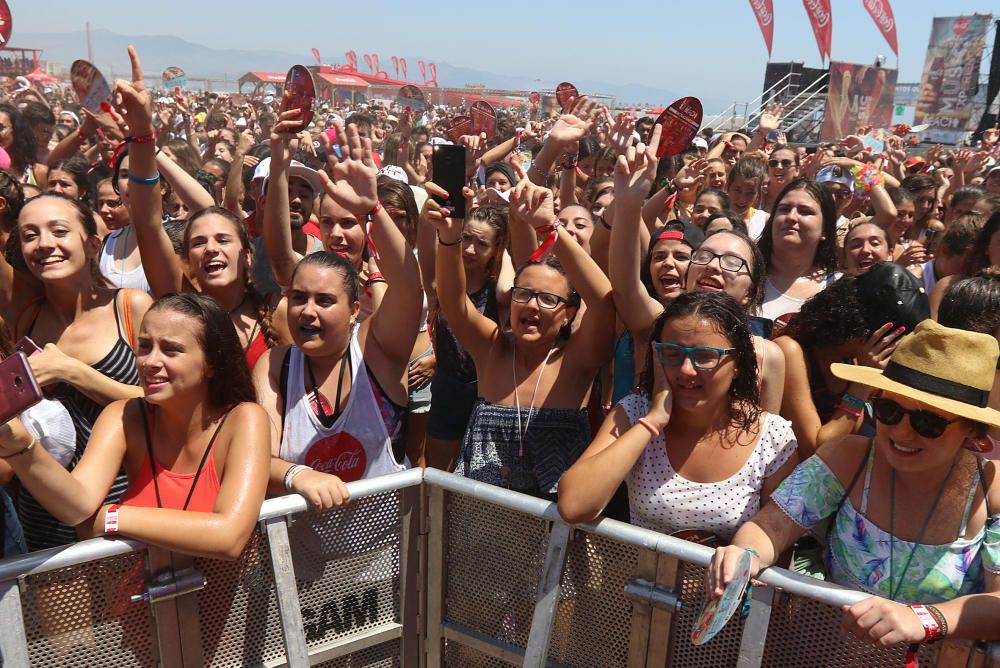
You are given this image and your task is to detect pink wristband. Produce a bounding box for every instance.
[637,418,661,438]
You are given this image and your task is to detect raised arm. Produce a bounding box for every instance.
[528,97,597,187]
[114,46,185,297]
[260,109,307,293]
[156,149,214,213]
[222,129,254,215]
[608,125,666,338]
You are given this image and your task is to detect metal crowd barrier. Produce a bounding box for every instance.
[0,467,997,667]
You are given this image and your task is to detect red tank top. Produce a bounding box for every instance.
[121,403,229,512]
[245,328,268,370]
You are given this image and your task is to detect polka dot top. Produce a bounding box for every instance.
[620,393,797,541]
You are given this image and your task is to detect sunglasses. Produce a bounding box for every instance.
[768,158,794,168]
[654,343,735,370]
[870,397,960,439]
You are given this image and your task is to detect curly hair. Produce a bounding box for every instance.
[183,206,278,349]
[0,104,37,172]
[638,291,761,437]
[781,274,871,349]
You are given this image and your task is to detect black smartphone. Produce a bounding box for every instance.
[431,145,467,219]
[923,228,939,248]
[0,352,43,424]
[805,146,819,155]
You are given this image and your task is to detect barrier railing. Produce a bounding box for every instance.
[0,468,997,667]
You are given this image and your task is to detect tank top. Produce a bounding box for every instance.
[433,280,499,382]
[245,328,268,370]
[280,331,407,482]
[99,228,152,293]
[120,402,228,512]
[17,290,139,550]
[760,272,838,326]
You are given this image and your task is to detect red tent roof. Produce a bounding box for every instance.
[317,72,370,88]
[323,66,428,88]
[247,71,287,84]
[25,68,60,84]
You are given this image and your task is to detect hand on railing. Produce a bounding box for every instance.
[841,597,926,647]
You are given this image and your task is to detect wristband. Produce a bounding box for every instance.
[529,218,563,263]
[745,547,761,561]
[908,604,943,643]
[925,604,948,640]
[104,504,122,535]
[0,437,36,459]
[835,403,862,419]
[128,171,161,185]
[365,271,385,286]
[368,201,382,219]
[437,234,461,247]
[283,464,311,494]
[637,418,661,438]
[841,393,867,409]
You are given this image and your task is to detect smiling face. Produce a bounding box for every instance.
[843,223,890,275]
[510,263,576,345]
[286,262,360,355]
[558,205,594,255]
[97,182,129,231]
[684,233,755,307]
[648,238,692,303]
[768,148,799,188]
[18,196,101,283]
[136,308,211,405]
[873,391,969,475]
[318,195,365,269]
[185,212,251,293]
[771,187,825,260]
[655,314,736,414]
[690,192,726,230]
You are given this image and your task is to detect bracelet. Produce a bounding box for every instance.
[104,504,122,535]
[365,271,385,285]
[527,163,552,185]
[126,130,157,145]
[925,604,948,640]
[840,393,867,409]
[850,163,884,196]
[745,547,761,560]
[835,403,862,419]
[637,418,661,438]
[283,464,311,494]
[128,171,161,185]
[437,234,461,247]
[368,201,382,219]
[529,218,564,262]
[908,604,944,643]
[0,437,37,459]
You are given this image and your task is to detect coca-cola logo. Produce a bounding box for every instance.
[805,0,830,27]
[952,17,969,36]
[305,432,367,482]
[750,0,773,26]
[864,0,894,32]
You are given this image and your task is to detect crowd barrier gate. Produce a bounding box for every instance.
[0,467,997,667]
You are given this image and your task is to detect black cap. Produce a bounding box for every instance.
[854,261,930,334]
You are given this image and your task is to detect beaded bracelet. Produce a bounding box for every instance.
[850,163,884,195]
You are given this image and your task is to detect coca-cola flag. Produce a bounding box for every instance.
[863,0,898,57]
[748,0,774,57]
[803,0,833,61]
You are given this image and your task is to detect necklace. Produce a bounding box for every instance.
[887,454,958,600]
[511,339,557,458]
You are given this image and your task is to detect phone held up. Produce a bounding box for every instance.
[0,352,43,425]
[431,145,467,220]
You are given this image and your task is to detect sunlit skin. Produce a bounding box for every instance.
[727,176,760,216]
[684,233,754,308]
[768,148,799,191]
[286,263,359,357]
[657,314,737,414]
[96,182,130,232]
[460,219,499,275]
[185,213,251,293]
[648,238,692,304]
[18,197,102,285]
[842,223,890,276]
[690,192,726,230]
[558,205,594,255]
[45,169,82,200]
[136,309,213,405]
[889,199,916,244]
[704,161,727,190]
[509,264,576,345]
[318,196,365,270]
[771,188,825,255]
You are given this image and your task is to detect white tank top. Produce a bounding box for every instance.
[99,228,151,293]
[279,331,406,482]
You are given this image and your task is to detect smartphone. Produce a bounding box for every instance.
[923,228,939,248]
[805,146,819,155]
[13,337,41,357]
[431,145,467,219]
[0,352,43,424]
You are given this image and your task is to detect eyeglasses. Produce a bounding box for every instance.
[690,248,749,273]
[511,287,569,309]
[829,188,852,200]
[768,158,794,168]
[870,397,960,439]
[654,343,735,370]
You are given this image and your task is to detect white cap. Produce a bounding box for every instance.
[693,137,708,150]
[263,94,275,105]
[235,117,247,128]
[377,165,408,183]
[254,156,324,194]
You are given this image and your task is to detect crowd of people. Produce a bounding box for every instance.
[0,44,998,652]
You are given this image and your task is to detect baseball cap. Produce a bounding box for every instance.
[905,156,928,172]
[816,165,855,190]
[377,165,408,183]
[263,94,275,105]
[254,156,324,194]
[692,137,709,150]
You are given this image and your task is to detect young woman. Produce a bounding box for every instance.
[709,321,1000,648]
[425,206,509,471]
[0,293,269,560]
[45,157,94,209]
[0,103,40,185]
[12,192,152,550]
[427,177,616,499]
[841,220,891,276]
[761,145,800,212]
[703,210,749,237]
[758,179,839,330]
[559,292,798,539]
[726,157,768,239]
[930,211,1000,317]
[689,188,730,230]
[253,123,422,511]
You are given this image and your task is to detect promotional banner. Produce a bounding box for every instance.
[803,0,832,62]
[862,0,898,57]
[748,0,774,57]
[820,62,898,141]
[915,15,991,144]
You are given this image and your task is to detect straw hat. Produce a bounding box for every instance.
[831,319,1000,429]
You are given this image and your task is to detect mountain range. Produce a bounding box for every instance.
[19,29,733,111]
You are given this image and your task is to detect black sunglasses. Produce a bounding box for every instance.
[870,397,960,439]
[768,158,794,168]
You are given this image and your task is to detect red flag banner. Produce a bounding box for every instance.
[748,0,775,57]
[803,0,833,61]
[0,0,12,47]
[863,0,898,57]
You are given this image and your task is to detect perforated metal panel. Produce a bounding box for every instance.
[548,532,638,666]
[195,527,286,667]
[20,552,155,667]
[761,590,941,667]
[667,561,746,668]
[290,491,403,651]
[443,490,549,649]
[443,641,519,666]
[313,638,400,667]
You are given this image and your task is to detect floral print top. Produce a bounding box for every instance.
[772,450,1000,604]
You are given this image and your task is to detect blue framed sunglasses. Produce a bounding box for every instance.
[654,342,735,370]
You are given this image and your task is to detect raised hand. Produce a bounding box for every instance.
[757,103,784,134]
[319,121,378,218]
[270,108,304,164]
[614,123,662,205]
[546,95,598,147]
[422,181,473,242]
[857,322,905,370]
[510,178,556,231]
[112,46,153,136]
[608,112,636,156]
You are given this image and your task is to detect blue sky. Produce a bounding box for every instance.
[12,0,999,103]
